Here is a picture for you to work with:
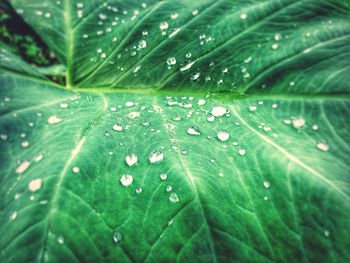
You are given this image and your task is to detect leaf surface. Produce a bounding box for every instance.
[1,0,350,262]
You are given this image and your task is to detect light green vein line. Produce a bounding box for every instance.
[231,106,349,201]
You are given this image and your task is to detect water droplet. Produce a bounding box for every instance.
[112,124,123,131]
[240,13,247,20]
[125,101,135,107]
[125,154,138,166]
[28,178,42,192]
[57,236,64,244]
[112,230,122,243]
[324,230,330,237]
[272,43,279,50]
[10,211,17,220]
[180,61,196,72]
[132,65,142,73]
[48,116,62,124]
[170,12,179,19]
[187,126,201,136]
[312,124,319,131]
[136,187,143,194]
[0,134,7,140]
[211,106,227,117]
[59,103,69,109]
[248,105,257,112]
[316,141,329,152]
[21,141,29,148]
[138,40,147,49]
[169,192,179,203]
[72,167,80,173]
[207,116,215,122]
[167,57,176,66]
[238,149,246,156]
[217,131,230,142]
[160,21,169,30]
[197,99,206,106]
[160,173,168,180]
[16,161,30,174]
[192,9,198,16]
[149,151,164,164]
[263,181,271,189]
[166,185,173,192]
[283,119,292,125]
[218,172,224,177]
[274,33,282,41]
[185,52,192,59]
[120,174,133,187]
[292,117,305,129]
[190,72,200,81]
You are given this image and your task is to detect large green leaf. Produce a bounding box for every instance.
[1,0,350,262]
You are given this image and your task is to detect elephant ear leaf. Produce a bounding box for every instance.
[1,0,350,263]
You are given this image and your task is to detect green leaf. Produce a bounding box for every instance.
[1,0,350,262]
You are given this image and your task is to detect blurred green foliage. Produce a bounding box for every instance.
[0,0,57,66]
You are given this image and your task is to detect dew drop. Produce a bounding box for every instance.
[312,124,319,131]
[263,181,271,189]
[180,61,195,72]
[160,173,168,180]
[21,141,29,148]
[187,126,201,136]
[190,72,200,81]
[138,40,147,49]
[324,230,330,237]
[207,115,215,122]
[57,236,64,244]
[160,21,169,30]
[166,185,173,192]
[125,101,135,107]
[132,65,142,73]
[72,166,80,173]
[316,141,329,152]
[292,117,305,129]
[136,187,143,194]
[170,12,179,19]
[274,33,282,41]
[112,124,123,131]
[125,154,138,166]
[211,106,227,117]
[28,178,42,192]
[149,150,164,164]
[248,105,257,112]
[217,131,230,142]
[240,13,247,20]
[197,99,206,106]
[272,43,279,50]
[16,161,30,174]
[167,57,176,66]
[120,174,133,187]
[48,116,62,124]
[112,231,122,243]
[238,149,246,156]
[59,103,69,109]
[169,192,179,203]
[10,211,17,220]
